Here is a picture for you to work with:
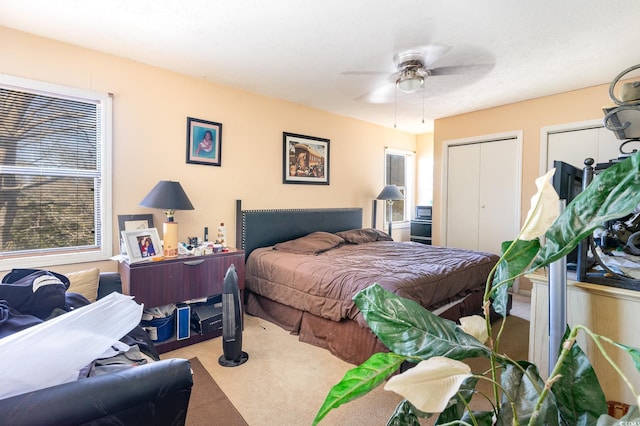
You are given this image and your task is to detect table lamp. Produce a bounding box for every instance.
[376,185,404,237]
[140,180,194,258]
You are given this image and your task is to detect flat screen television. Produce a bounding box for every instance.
[552,160,584,269]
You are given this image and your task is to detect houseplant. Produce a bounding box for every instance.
[314,151,640,425]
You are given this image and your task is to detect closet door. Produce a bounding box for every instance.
[445,137,520,255]
[446,144,480,250]
[477,139,519,254]
[547,126,620,170]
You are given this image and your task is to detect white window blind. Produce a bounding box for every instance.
[385,148,415,223]
[0,74,112,268]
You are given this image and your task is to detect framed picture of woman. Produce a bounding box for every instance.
[186,117,222,166]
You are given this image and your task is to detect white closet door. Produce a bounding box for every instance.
[547,127,620,170]
[477,139,519,254]
[446,137,520,255]
[446,144,480,250]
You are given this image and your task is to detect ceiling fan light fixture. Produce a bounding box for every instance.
[396,70,424,93]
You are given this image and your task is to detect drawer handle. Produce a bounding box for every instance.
[183,259,205,266]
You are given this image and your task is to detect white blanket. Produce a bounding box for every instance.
[0,292,142,399]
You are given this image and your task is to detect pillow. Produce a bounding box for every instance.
[66,268,100,302]
[336,228,393,244]
[273,232,345,255]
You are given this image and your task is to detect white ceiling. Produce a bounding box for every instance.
[1,0,640,134]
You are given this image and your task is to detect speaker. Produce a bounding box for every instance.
[218,264,248,367]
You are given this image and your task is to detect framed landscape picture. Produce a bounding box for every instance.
[186,117,222,166]
[283,132,330,185]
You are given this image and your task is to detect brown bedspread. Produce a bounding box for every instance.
[245,241,499,327]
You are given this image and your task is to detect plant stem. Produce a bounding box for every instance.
[473,374,520,424]
[576,326,640,403]
[529,328,577,425]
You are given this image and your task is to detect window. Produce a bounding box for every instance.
[384,148,414,224]
[0,74,112,268]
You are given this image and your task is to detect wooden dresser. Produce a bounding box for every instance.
[118,249,245,353]
[528,271,640,405]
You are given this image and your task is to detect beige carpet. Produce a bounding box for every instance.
[162,298,531,426]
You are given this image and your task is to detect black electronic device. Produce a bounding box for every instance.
[415,205,432,220]
[552,160,583,204]
[191,303,222,335]
[218,264,248,367]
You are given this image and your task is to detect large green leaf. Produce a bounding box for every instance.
[497,361,559,426]
[552,328,607,425]
[531,151,640,270]
[313,351,406,425]
[491,239,540,316]
[386,399,427,426]
[354,284,492,360]
[435,376,479,424]
[461,410,496,426]
[612,341,640,373]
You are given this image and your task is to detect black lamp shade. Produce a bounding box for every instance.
[376,185,404,201]
[139,181,194,211]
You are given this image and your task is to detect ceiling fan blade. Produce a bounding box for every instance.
[354,82,396,104]
[341,71,389,76]
[429,63,494,76]
[421,44,452,67]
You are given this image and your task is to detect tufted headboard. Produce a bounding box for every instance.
[235,200,362,260]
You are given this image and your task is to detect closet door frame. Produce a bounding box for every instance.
[441,130,523,252]
[539,118,610,175]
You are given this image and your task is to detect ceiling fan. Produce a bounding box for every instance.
[343,44,493,104]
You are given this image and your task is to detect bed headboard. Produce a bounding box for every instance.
[235,200,362,259]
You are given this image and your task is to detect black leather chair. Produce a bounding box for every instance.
[0,272,193,426]
[0,358,193,426]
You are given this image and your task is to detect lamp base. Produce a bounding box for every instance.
[163,222,179,258]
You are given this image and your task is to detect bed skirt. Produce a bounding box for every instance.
[245,287,486,365]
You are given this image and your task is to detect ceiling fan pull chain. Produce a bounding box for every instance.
[422,84,425,124]
[394,85,397,128]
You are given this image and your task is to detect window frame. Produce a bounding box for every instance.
[0,73,113,269]
[384,147,415,225]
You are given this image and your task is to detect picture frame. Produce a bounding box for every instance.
[283,132,330,185]
[117,214,154,254]
[121,228,164,263]
[186,117,222,166]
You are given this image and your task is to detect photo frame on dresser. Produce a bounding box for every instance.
[283,132,330,185]
[117,214,154,254]
[121,228,164,263]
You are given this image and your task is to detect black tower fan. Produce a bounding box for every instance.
[218,264,249,367]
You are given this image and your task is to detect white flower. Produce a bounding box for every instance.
[459,315,488,344]
[383,357,471,413]
[519,168,560,241]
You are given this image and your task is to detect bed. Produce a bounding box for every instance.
[236,203,500,365]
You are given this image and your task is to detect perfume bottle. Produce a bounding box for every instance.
[216,223,227,247]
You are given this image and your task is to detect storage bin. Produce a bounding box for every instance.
[141,312,175,342]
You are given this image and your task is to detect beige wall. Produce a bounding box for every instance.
[1,25,619,278]
[432,84,613,246]
[415,132,434,206]
[0,26,416,274]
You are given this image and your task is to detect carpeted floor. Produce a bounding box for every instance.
[163,294,531,425]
